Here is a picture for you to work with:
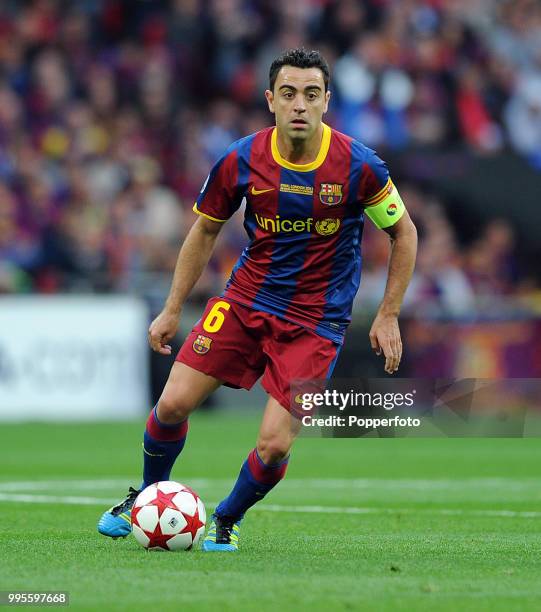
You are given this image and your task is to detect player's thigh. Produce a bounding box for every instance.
[176,297,266,391]
[256,396,302,463]
[261,322,340,414]
[158,361,222,421]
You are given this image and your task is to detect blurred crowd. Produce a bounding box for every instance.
[1,0,540,315]
[356,189,533,317]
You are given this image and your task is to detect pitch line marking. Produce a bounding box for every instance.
[0,477,538,492]
[0,492,540,519]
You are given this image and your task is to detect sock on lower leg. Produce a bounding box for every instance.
[142,406,188,489]
[215,448,289,520]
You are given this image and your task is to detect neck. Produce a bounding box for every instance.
[276,123,324,165]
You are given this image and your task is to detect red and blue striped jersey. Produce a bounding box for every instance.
[194,124,392,344]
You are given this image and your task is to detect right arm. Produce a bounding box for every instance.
[148,215,224,355]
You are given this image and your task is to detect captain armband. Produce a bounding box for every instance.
[363,180,406,229]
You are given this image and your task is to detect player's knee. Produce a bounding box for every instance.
[256,437,291,465]
[156,391,195,424]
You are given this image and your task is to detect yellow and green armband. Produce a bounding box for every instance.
[363,179,405,229]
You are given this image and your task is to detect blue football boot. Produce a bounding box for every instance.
[201,514,241,552]
[97,487,140,538]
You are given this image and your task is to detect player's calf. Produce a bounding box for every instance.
[142,406,189,487]
[256,436,291,465]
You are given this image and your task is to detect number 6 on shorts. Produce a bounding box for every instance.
[203,300,231,333]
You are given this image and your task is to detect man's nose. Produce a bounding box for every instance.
[293,94,306,112]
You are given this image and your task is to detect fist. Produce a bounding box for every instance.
[148,310,181,355]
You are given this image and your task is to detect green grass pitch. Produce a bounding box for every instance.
[1,412,541,611]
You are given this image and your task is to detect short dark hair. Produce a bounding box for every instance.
[269,48,330,92]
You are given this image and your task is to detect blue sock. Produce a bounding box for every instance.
[215,448,289,520]
[141,406,188,489]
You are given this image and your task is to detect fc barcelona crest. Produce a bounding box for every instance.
[319,183,343,206]
[193,334,212,355]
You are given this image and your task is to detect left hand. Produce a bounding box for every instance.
[369,312,402,374]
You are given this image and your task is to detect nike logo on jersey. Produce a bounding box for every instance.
[251,186,275,195]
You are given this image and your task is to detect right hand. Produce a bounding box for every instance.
[148,309,181,355]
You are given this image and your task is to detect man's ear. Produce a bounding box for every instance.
[323,90,331,114]
[265,89,275,113]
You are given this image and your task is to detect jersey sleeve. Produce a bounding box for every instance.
[358,149,405,229]
[193,146,243,223]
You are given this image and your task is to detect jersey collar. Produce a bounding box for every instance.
[271,123,331,172]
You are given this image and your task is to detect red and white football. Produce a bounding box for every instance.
[131,481,206,551]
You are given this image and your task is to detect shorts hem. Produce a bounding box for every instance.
[175,353,259,391]
[260,378,290,412]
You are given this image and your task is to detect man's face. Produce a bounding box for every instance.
[265,66,330,143]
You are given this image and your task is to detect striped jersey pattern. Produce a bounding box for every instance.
[194,124,391,344]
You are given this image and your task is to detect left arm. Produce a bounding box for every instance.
[368,210,418,374]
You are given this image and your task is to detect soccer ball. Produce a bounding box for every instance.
[131,481,206,551]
